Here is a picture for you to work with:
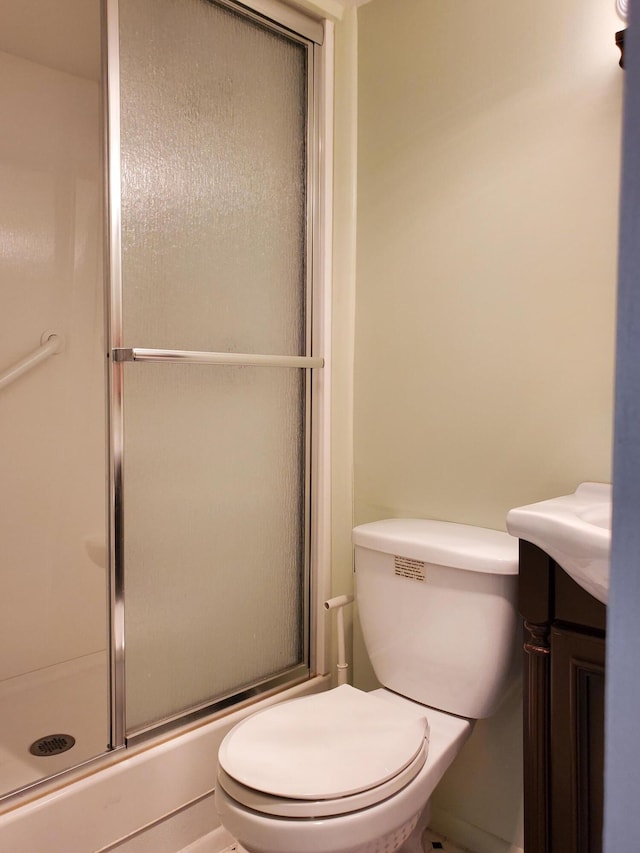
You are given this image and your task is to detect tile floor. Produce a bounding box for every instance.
[422,827,475,852]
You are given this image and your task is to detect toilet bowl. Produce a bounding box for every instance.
[215,519,519,853]
[215,687,472,853]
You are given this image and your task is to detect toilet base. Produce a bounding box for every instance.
[341,811,421,853]
[397,802,431,853]
[225,806,432,853]
[216,780,429,853]
[230,813,422,853]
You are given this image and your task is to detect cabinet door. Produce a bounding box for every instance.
[550,627,605,853]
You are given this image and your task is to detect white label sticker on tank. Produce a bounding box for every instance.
[394,555,426,581]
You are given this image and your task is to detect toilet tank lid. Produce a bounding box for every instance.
[353,519,519,575]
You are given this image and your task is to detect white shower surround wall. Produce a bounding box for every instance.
[0,47,107,682]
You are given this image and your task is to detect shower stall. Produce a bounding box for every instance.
[0,0,327,804]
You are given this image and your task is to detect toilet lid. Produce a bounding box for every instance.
[218,685,429,800]
[217,742,428,817]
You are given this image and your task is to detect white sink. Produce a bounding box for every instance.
[506,482,611,605]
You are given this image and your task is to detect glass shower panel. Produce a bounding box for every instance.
[119,0,307,355]
[123,363,305,731]
[117,0,311,733]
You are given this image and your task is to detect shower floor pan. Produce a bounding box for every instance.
[0,651,108,798]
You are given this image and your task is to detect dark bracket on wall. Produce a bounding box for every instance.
[616,29,626,68]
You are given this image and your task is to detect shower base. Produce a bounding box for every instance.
[0,651,108,798]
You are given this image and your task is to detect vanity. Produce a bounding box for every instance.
[507,484,610,853]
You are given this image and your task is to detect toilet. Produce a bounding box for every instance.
[215,519,520,853]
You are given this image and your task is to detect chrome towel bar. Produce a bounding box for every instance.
[112,348,324,369]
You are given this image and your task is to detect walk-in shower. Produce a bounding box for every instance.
[0,0,108,797]
[0,0,325,802]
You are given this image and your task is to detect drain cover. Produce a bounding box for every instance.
[29,734,76,757]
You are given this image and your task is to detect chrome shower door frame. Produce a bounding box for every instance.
[104,0,329,749]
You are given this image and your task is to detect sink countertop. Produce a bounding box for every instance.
[506,482,611,605]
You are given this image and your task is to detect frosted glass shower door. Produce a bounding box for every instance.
[112,0,318,735]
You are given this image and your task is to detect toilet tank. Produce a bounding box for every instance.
[353,519,520,719]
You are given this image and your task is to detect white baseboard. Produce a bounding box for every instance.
[429,807,524,853]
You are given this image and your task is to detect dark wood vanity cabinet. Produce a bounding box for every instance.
[519,540,606,853]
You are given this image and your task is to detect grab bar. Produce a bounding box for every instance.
[112,347,324,369]
[0,331,64,392]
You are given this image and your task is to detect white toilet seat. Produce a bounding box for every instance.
[217,741,427,817]
[217,685,429,818]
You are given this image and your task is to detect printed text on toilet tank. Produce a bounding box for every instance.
[394,556,426,581]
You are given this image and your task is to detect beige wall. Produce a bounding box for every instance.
[353,0,622,849]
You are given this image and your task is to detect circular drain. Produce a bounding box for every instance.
[29,734,76,757]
